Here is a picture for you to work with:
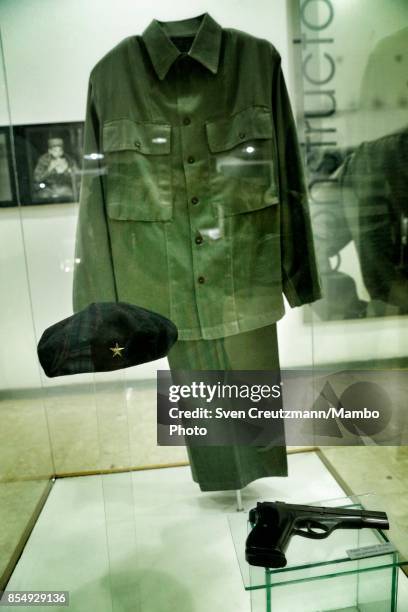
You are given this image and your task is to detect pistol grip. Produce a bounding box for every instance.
[245,521,289,568]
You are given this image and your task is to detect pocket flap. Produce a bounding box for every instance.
[103,119,171,155]
[205,107,273,153]
[219,189,279,217]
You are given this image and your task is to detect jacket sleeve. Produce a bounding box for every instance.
[272,54,322,307]
[72,74,117,312]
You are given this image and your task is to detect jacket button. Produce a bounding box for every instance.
[198,276,205,284]
[195,235,203,245]
[239,132,246,139]
[191,196,199,205]
[183,117,191,125]
[187,156,195,164]
[134,141,141,148]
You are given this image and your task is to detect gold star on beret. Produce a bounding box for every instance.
[110,342,125,358]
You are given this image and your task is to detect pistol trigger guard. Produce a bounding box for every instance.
[293,520,336,540]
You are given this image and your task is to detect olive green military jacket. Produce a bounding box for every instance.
[73,13,321,340]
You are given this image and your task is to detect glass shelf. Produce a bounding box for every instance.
[228,494,406,612]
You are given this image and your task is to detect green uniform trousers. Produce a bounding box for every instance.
[167,324,288,491]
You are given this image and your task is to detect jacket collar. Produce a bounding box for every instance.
[142,13,222,80]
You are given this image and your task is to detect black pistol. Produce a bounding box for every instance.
[245,501,389,568]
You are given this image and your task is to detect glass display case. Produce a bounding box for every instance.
[0,1,407,609]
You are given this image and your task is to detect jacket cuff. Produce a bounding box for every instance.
[283,278,322,308]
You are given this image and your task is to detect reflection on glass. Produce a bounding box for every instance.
[300,1,408,323]
[33,136,79,201]
[83,152,104,161]
[0,131,13,205]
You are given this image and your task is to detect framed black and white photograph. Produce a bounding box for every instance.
[15,122,84,205]
[0,127,16,207]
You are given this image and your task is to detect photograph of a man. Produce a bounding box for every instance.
[33,136,79,202]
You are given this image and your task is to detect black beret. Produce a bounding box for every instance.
[37,302,178,377]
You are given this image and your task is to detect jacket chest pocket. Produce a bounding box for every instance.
[205,106,279,216]
[102,119,172,221]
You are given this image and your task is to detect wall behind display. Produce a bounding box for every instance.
[0,0,292,125]
[0,0,301,390]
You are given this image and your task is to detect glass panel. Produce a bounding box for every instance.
[296,0,408,334]
[290,0,408,561]
[0,26,55,588]
[250,566,396,612]
[229,494,405,590]
[229,494,403,611]
[0,0,316,519]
